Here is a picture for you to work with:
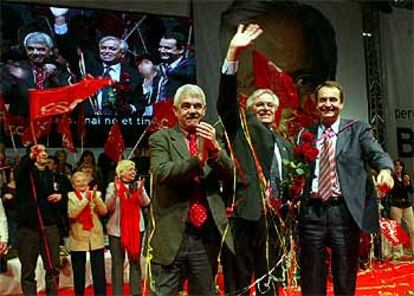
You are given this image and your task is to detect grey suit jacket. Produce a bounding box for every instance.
[300,119,394,233]
[146,125,234,266]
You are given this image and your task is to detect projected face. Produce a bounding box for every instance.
[159,38,183,64]
[99,38,123,64]
[26,43,50,65]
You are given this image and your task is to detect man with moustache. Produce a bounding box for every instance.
[147,84,234,295]
[156,32,196,102]
[1,32,71,117]
[217,24,292,295]
[14,144,67,296]
[298,81,394,295]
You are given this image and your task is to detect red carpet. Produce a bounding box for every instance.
[41,260,414,296]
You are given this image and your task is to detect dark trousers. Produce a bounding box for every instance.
[16,225,60,296]
[109,235,142,296]
[299,199,360,296]
[222,216,280,296]
[151,230,217,296]
[71,248,107,296]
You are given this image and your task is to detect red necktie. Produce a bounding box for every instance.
[33,65,45,89]
[318,127,337,201]
[187,132,207,228]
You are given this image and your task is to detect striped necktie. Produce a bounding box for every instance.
[318,127,336,201]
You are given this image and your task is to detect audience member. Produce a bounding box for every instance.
[389,159,414,259]
[105,160,150,296]
[14,144,67,296]
[68,171,107,296]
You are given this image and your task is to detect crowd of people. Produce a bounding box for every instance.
[0,5,412,296]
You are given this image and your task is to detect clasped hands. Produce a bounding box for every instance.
[194,122,220,164]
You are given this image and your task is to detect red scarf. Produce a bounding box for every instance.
[74,191,94,230]
[117,181,143,260]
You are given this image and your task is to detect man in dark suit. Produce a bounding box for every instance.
[147,84,234,295]
[52,9,143,116]
[156,32,196,101]
[217,24,292,295]
[298,81,394,295]
[1,32,71,117]
[81,35,143,116]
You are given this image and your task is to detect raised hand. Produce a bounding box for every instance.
[226,24,263,61]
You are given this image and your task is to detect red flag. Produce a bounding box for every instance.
[147,101,177,132]
[104,122,125,162]
[29,77,112,120]
[379,217,410,247]
[76,104,87,140]
[252,50,299,126]
[20,119,52,146]
[57,114,77,153]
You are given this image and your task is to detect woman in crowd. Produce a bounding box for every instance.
[76,150,96,170]
[389,159,414,259]
[105,160,150,296]
[68,172,108,296]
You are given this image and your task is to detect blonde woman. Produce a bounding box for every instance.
[68,172,107,296]
[105,160,150,296]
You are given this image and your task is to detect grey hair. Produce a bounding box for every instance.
[246,89,279,111]
[23,32,54,49]
[99,36,128,52]
[173,84,206,107]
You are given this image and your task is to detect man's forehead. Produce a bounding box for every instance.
[160,38,177,47]
[180,96,204,104]
[317,86,340,97]
[100,40,120,48]
[26,43,49,49]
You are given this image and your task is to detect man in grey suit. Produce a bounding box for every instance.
[147,84,234,295]
[298,81,394,295]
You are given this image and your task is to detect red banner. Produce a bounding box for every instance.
[379,217,410,247]
[29,77,112,120]
[104,122,125,162]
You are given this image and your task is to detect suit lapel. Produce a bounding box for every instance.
[169,125,189,159]
[336,119,351,157]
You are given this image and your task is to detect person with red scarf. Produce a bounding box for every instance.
[105,160,150,296]
[68,172,108,296]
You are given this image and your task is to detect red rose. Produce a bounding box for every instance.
[293,145,304,159]
[302,142,319,162]
[301,131,314,143]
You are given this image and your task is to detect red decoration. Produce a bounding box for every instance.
[380,217,410,247]
[21,119,52,146]
[104,122,125,162]
[57,114,77,153]
[29,77,112,120]
[148,100,177,132]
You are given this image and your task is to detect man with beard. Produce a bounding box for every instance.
[156,32,196,102]
[298,81,394,295]
[217,24,293,295]
[147,84,234,295]
[1,32,71,117]
[14,144,67,296]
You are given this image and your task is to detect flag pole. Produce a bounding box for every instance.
[127,127,148,160]
[30,121,38,145]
